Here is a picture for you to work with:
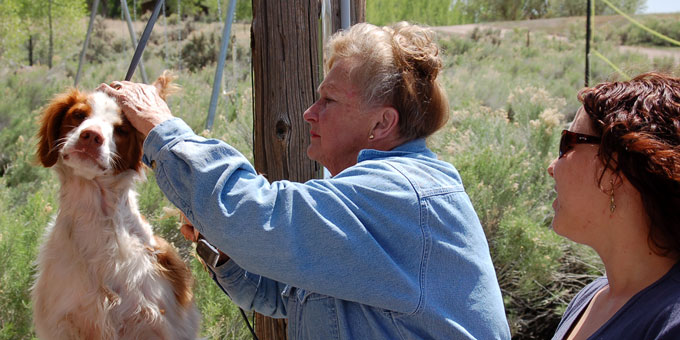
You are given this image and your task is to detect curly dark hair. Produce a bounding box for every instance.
[578,72,680,257]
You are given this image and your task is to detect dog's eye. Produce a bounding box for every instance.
[114,125,129,136]
[73,112,87,121]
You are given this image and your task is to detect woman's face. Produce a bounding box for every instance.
[547,108,610,245]
[303,58,376,176]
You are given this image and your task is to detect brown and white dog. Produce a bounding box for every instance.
[32,74,200,340]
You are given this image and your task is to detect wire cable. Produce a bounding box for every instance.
[239,308,260,340]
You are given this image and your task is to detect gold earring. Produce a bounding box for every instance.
[369,134,374,140]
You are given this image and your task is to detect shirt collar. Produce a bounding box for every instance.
[357,138,432,162]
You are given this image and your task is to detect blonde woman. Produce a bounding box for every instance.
[100,22,510,340]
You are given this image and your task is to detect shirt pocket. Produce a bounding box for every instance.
[289,288,340,340]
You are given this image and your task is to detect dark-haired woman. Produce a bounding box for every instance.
[99,22,510,340]
[549,72,680,339]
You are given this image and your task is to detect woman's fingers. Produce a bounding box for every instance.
[97,81,173,136]
[180,224,199,243]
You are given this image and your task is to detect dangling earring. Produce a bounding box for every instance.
[609,180,616,213]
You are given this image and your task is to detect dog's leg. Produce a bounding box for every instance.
[152,235,194,307]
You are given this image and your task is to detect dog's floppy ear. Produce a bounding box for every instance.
[153,70,179,101]
[36,89,85,167]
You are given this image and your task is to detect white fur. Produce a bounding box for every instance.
[32,92,200,340]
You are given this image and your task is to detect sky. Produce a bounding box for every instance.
[643,0,680,13]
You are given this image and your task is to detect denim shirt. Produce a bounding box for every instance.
[143,118,510,340]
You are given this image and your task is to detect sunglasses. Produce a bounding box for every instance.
[559,130,601,158]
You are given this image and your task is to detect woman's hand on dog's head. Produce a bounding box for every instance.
[97,81,174,137]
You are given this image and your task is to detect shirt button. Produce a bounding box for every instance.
[150,160,157,169]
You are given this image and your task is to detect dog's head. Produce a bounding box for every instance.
[37,72,176,179]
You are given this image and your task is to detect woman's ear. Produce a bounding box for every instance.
[597,166,624,195]
[370,106,400,140]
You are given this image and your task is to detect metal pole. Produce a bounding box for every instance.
[75,0,100,86]
[340,0,350,29]
[125,0,164,81]
[120,0,149,84]
[205,0,237,130]
[585,0,592,87]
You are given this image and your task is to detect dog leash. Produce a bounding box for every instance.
[125,0,164,81]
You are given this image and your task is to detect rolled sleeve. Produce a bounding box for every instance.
[142,118,195,167]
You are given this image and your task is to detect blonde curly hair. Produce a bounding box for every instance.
[326,22,448,141]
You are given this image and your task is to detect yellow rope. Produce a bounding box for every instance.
[592,49,631,80]
[600,0,680,47]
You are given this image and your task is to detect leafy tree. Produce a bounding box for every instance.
[88,0,252,22]
[234,0,252,21]
[0,0,86,66]
[0,1,26,62]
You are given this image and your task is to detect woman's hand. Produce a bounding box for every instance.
[179,212,200,243]
[180,212,230,266]
[97,81,173,137]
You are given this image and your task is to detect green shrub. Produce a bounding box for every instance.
[617,17,680,47]
[84,17,115,64]
[182,32,219,72]
[0,182,57,340]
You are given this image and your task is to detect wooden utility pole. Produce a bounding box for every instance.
[252,0,322,186]
[250,0,364,339]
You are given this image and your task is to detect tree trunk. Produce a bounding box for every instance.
[28,35,34,66]
[100,0,109,18]
[250,0,364,338]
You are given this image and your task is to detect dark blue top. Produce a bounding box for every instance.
[552,262,680,340]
